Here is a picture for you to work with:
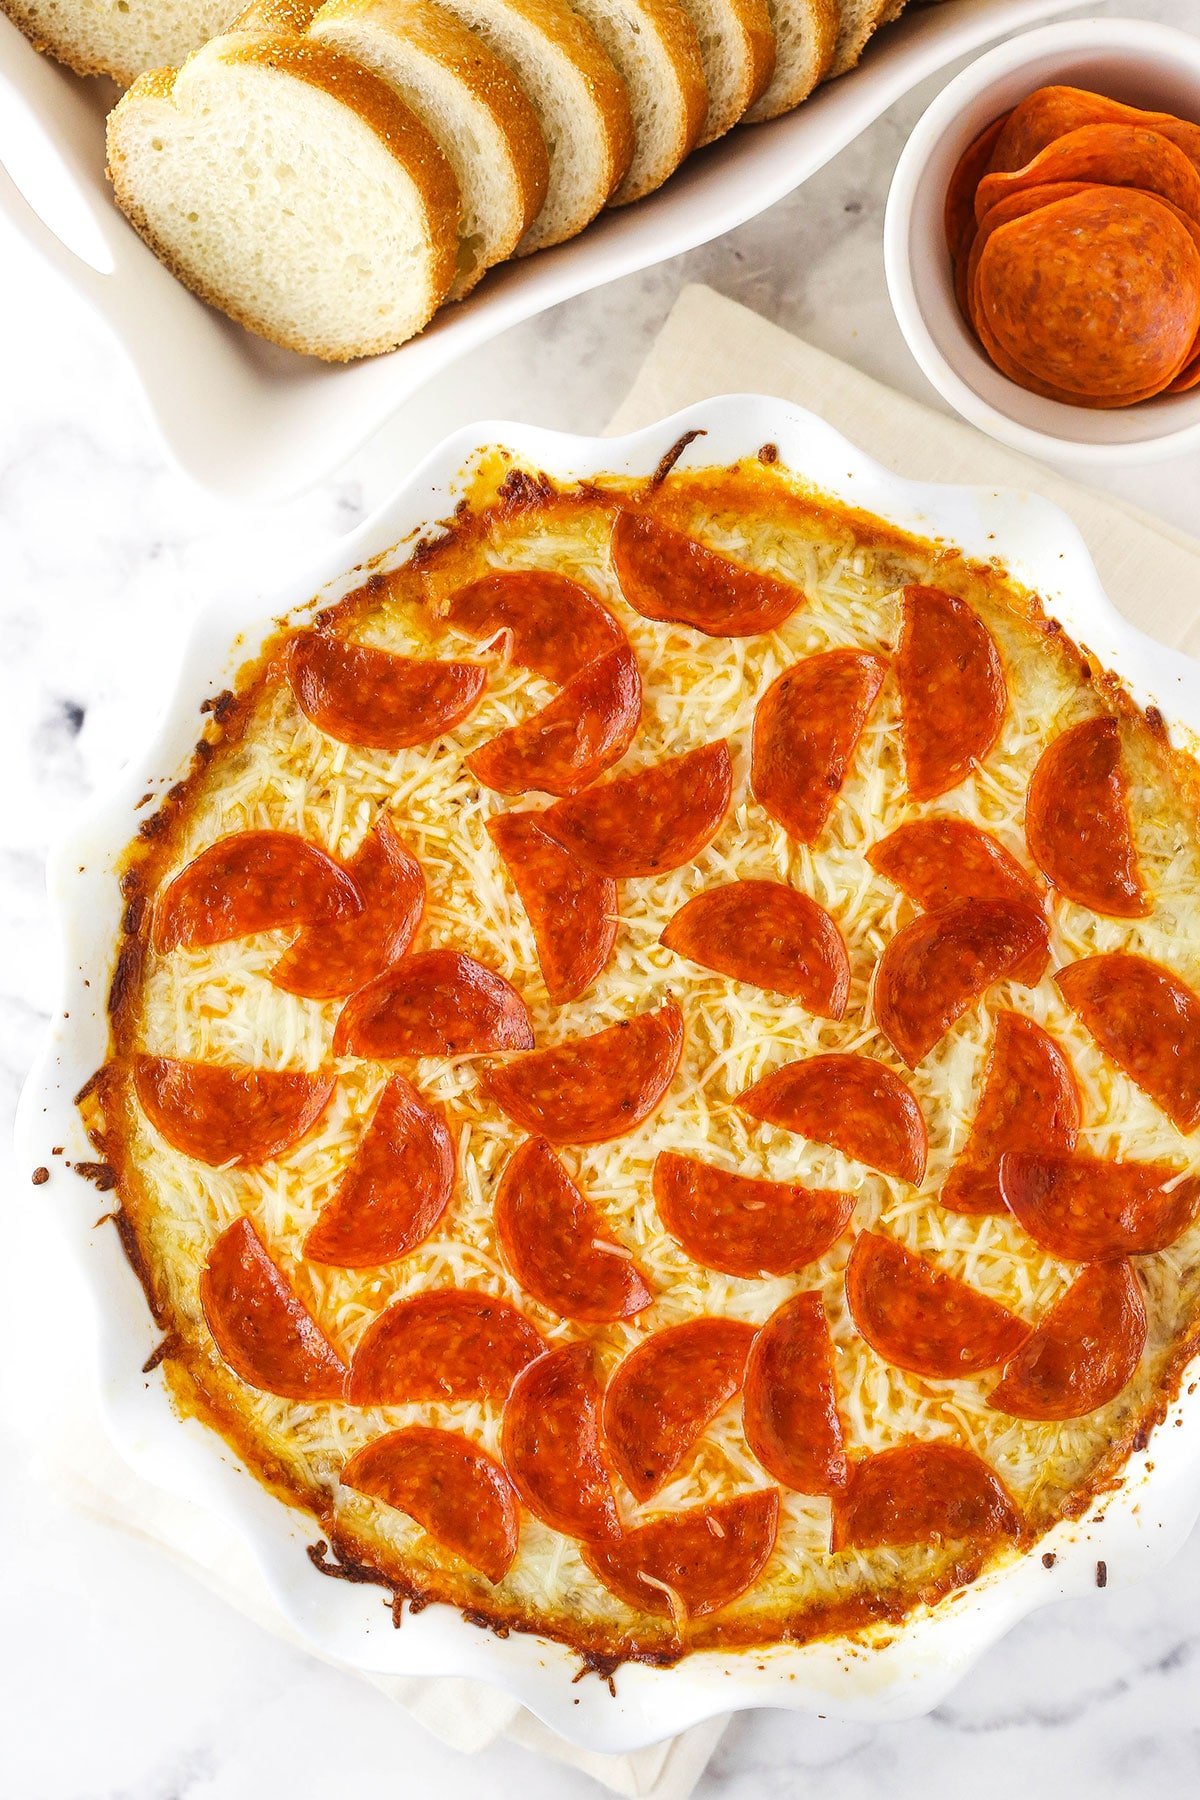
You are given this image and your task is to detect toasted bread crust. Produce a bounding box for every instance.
[602,0,708,203]
[743,0,836,121]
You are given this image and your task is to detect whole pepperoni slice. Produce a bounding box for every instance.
[845,1231,1029,1377]
[494,1136,652,1321]
[303,1076,454,1267]
[582,1490,780,1620]
[999,1151,1200,1259]
[831,1443,1019,1551]
[751,649,888,845]
[445,569,626,684]
[466,647,641,797]
[738,1053,927,1185]
[271,816,425,999]
[898,586,1006,801]
[868,818,1046,980]
[610,510,805,637]
[873,899,1049,1068]
[487,811,617,1004]
[1056,953,1200,1132]
[743,1292,847,1495]
[341,1426,518,1584]
[333,949,533,1059]
[152,830,362,953]
[200,1216,347,1400]
[502,1342,620,1541]
[602,1319,756,1500]
[1025,717,1148,918]
[660,880,850,1016]
[942,1012,1080,1215]
[989,1261,1146,1421]
[990,86,1200,181]
[288,632,486,751]
[481,1002,684,1144]
[134,1055,334,1165]
[652,1151,854,1279]
[348,1289,543,1406]
[540,741,732,878]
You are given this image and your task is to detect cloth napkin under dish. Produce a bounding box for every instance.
[35,283,1200,1797]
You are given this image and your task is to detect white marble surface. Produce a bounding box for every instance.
[4,2,1200,1794]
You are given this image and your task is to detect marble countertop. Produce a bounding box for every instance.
[3,1,1200,1794]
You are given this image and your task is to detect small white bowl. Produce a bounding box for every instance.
[884,16,1200,465]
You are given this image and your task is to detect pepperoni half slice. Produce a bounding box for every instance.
[751,649,888,845]
[348,1289,543,1405]
[540,741,732,878]
[989,1261,1146,1421]
[743,1292,847,1495]
[271,816,425,1000]
[466,647,641,798]
[1025,717,1148,917]
[611,510,805,637]
[832,1443,1020,1551]
[1056,953,1200,1132]
[502,1342,620,1541]
[303,1076,454,1267]
[134,1056,334,1166]
[487,811,617,1004]
[845,1232,1029,1377]
[738,1053,927,1184]
[603,1319,756,1500]
[152,831,362,953]
[582,1490,780,1620]
[873,899,1049,1068]
[341,1427,518,1583]
[660,880,849,1016]
[481,1002,684,1144]
[333,950,533,1059]
[652,1151,854,1279]
[287,632,486,751]
[898,586,1006,800]
[200,1217,347,1400]
[999,1151,1200,1259]
[942,1012,1080,1215]
[445,569,626,683]
[494,1136,653,1321]
[869,818,1046,979]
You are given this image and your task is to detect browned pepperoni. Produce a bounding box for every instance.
[271,816,425,999]
[494,1136,652,1321]
[303,1076,454,1267]
[481,1002,683,1144]
[341,1427,518,1583]
[989,1261,1146,1421]
[989,87,1200,181]
[845,1231,1029,1377]
[1057,953,1200,1132]
[582,1489,780,1619]
[738,1053,927,1184]
[743,1292,847,1494]
[1025,717,1148,917]
[603,1319,756,1500]
[652,1151,854,1279]
[152,830,362,952]
[943,1012,1080,1215]
[751,649,888,845]
[333,949,533,1059]
[873,899,1049,1068]
[869,818,1046,980]
[348,1289,543,1405]
[945,111,1011,260]
[975,123,1200,229]
[445,569,626,684]
[898,586,1006,801]
[832,1443,1020,1551]
[660,880,849,1016]
[610,509,805,637]
[540,741,732,878]
[287,632,486,750]
[200,1216,347,1400]
[1000,1151,1200,1259]
[487,811,617,1003]
[466,647,641,797]
[502,1342,620,1541]
[134,1056,334,1166]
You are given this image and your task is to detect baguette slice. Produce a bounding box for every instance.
[828,0,899,77]
[107,33,461,359]
[743,0,834,121]
[564,0,707,203]
[1,0,241,85]
[680,0,774,143]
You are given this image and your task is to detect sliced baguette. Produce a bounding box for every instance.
[742,0,834,121]
[679,0,774,143]
[827,0,898,77]
[563,0,707,203]
[1,0,241,85]
[106,32,461,359]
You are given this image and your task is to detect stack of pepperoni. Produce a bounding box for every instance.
[947,85,1200,406]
